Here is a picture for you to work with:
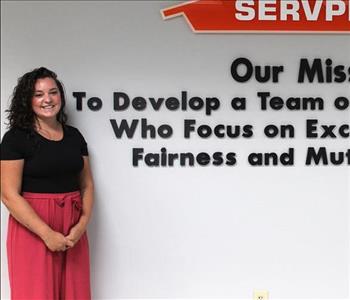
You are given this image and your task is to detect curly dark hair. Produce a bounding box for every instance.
[6,67,68,130]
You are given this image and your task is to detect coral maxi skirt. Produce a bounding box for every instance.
[7,191,91,300]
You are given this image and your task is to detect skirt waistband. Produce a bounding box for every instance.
[22,191,80,199]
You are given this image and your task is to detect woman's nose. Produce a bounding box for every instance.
[43,93,52,103]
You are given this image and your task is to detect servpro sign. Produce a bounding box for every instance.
[161,0,350,33]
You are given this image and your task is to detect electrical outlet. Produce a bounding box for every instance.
[253,290,269,300]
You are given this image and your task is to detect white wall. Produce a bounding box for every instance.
[1,1,349,299]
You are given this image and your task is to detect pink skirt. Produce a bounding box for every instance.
[7,191,91,300]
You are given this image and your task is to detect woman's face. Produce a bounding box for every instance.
[32,77,62,122]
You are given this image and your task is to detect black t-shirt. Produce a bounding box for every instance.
[1,125,88,193]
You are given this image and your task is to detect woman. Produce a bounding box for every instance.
[1,67,94,299]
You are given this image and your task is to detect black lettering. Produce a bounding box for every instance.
[334,97,349,110]
[298,58,324,83]
[110,119,138,138]
[321,125,336,138]
[184,119,196,138]
[87,97,102,111]
[133,148,144,166]
[231,57,253,82]
[113,92,130,110]
[180,152,194,166]
[305,147,328,165]
[339,125,349,137]
[73,92,86,111]
[149,97,165,110]
[165,97,178,110]
[196,152,211,166]
[213,152,224,166]
[306,119,318,138]
[141,118,156,138]
[132,97,147,111]
[206,97,220,116]
[231,97,246,110]
[226,152,237,166]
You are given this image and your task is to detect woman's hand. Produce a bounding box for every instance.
[64,156,94,249]
[65,223,86,248]
[42,229,74,252]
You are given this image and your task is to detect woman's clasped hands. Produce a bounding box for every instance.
[42,224,86,252]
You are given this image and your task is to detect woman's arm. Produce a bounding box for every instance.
[66,156,94,245]
[1,160,73,251]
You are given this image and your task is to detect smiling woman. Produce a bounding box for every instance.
[32,78,62,122]
[0,67,94,300]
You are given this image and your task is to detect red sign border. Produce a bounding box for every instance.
[161,0,350,34]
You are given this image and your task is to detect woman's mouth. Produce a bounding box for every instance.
[41,105,55,110]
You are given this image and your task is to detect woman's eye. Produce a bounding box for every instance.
[50,91,58,95]
[34,94,43,97]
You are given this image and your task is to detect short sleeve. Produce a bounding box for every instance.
[80,135,88,156]
[1,128,26,160]
[76,128,88,156]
